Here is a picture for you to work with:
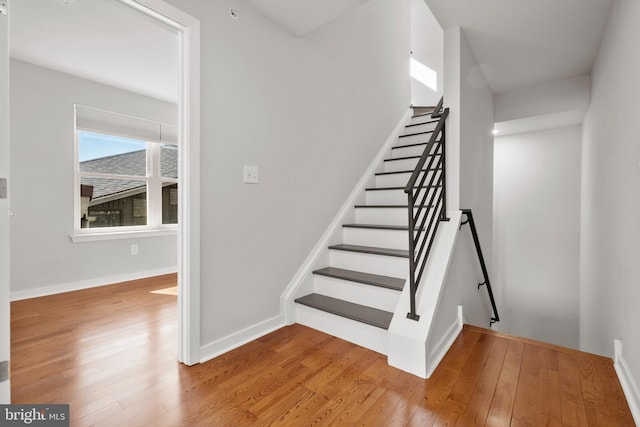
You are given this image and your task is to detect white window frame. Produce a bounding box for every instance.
[72,106,178,242]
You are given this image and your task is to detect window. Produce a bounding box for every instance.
[75,106,177,234]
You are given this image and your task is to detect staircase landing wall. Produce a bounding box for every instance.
[443,26,495,318]
[388,210,462,378]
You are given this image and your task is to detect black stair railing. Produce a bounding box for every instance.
[404,97,449,321]
[460,209,500,325]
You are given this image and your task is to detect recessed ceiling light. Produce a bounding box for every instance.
[492,129,499,135]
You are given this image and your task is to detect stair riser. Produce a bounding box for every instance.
[366,187,433,205]
[392,144,429,159]
[342,227,408,250]
[404,121,437,133]
[329,250,408,278]
[397,133,433,147]
[313,275,401,312]
[354,206,431,228]
[295,305,388,354]
[355,207,407,226]
[383,158,419,173]
[375,171,436,187]
[409,115,438,125]
[383,155,441,173]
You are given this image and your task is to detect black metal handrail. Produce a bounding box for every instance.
[404,98,449,321]
[460,209,500,325]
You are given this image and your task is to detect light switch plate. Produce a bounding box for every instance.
[243,165,259,184]
[0,178,7,199]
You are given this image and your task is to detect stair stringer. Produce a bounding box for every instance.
[388,210,463,378]
[280,109,412,324]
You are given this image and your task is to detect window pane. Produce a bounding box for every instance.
[162,182,178,224]
[160,144,178,179]
[80,177,147,228]
[79,131,147,176]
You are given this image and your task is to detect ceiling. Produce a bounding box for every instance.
[249,0,614,95]
[246,0,368,36]
[425,0,614,93]
[10,0,179,103]
[9,0,614,102]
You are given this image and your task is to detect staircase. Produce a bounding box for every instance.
[294,111,440,354]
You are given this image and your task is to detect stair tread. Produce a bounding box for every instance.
[343,223,408,231]
[313,267,405,291]
[366,185,441,191]
[399,130,434,138]
[384,155,420,162]
[375,168,441,176]
[411,112,436,118]
[384,154,440,162]
[354,204,433,210]
[407,119,438,127]
[295,293,393,329]
[328,243,409,258]
[355,204,408,208]
[393,139,442,150]
[392,142,428,149]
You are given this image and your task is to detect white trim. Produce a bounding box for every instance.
[74,130,172,232]
[71,228,177,242]
[119,0,194,29]
[119,0,201,366]
[614,339,640,426]
[176,10,201,367]
[10,267,178,301]
[426,305,463,378]
[0,0,9,404]
[279,109,413,323]
[199,315,286,364]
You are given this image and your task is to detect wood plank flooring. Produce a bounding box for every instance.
[10,275,635,426]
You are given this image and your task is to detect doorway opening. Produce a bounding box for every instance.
[8,0,199,371]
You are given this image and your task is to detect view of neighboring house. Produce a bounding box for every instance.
[80,147,178,228]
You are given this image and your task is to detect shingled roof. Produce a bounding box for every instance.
[80,147,177,201]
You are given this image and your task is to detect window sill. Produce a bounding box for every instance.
[70,228,178,243]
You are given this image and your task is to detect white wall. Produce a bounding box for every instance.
[494,76,590,123]
[581,0,640,397]
[493,76,590,137]
[436,27,495,330]
[0,8,10,403]
[162,0,411,348]
[9,59,178,294]
[410,0,443,106]
[494,126,582,348]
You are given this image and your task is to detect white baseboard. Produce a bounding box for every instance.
[10,267,178,301]
[614,339,640,425]
[199,314,286,364]
[280,109,413,323]
[426,305,463,379]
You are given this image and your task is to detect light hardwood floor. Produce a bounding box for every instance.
[11,275,635,426]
